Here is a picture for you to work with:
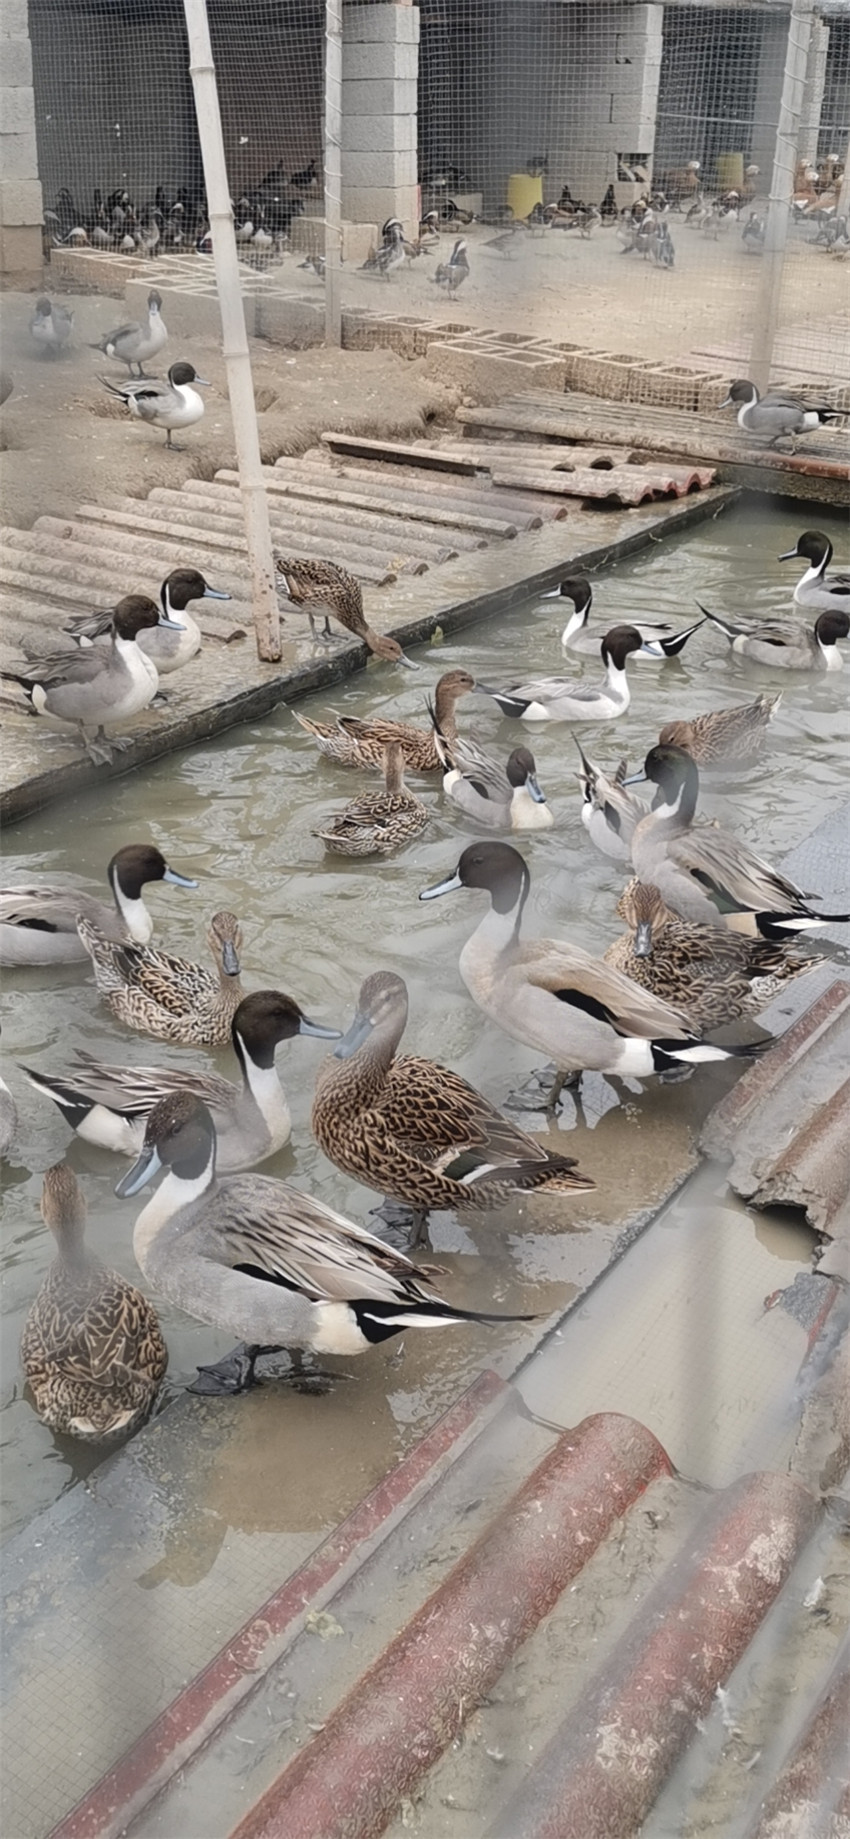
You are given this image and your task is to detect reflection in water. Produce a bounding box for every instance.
[1,499,846,1541]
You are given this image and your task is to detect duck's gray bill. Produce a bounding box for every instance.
[203,586,232,601]
[333,1010,373,1059]
[777,548,798,561]
[299,1016,343,1040]
[527,775,547,804]
[222,942,240,975]
[116,1142,162,1197]
[164,867,199,889]
[397,652,420,671]
[419,868,463,901]
[622,769,646,786]
[634,921,653,958]
[158,614,185,630]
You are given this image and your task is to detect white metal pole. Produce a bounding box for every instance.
[182,0,281,660]
[748,0,815,397]
[324,0,343,347]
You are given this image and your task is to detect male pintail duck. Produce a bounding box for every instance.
[0,842,196,968]
[419,843,757,1104]
[719,379,842,448]
[1,595,181,762]
[605,880,807,1032]
[477,626,649,722]
[658,693,781,768]
[77,909,245,1045]
[20,1162,167,1440]
[574,740,647,862]
[628,744,850,937]
[276,557,417,668]
[435,238,469,294]
[103,361,208,449]
[311,970,593,1238]
[293,669,479,770]
[116,1091,538,1393]
[779,531,850,614]
[551,576,704,660]
[64,567,231,675]
[30,297,74,356]
[697,600,848,671]
[0,1031,18,1158]
[25,990,339,1169]
[90,289,168,376]
[315,743,428,856]
[435,731,553,832]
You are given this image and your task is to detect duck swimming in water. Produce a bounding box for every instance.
[0,842,196,968]
[550,577,704,661]
[477,625,649,722]
[698,602,848,671]
[778,531,850,615]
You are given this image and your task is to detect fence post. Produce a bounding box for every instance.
[748,0,815,396]
[182,0,281,661]
[325,0,343,347]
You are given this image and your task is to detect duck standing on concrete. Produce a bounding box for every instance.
[65,567,231,676]
[90,289,168,376]
[779,531,850,615]
[30,297,74,357]
[720,379,842,448]
[276,556,418,667]
[103,361,208,450]
[1,595,181,763]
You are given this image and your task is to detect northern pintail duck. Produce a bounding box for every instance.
[104,361,208,449]
[311,970,593,1238]
[574,740,647,862]
[779,531,850,614]
[435,238,469,293]
[315,743,428,856]
[116,1091,536,1393]
[628,744,849,937]
[658,693,781,767]
[0,1031,18,1158]
[698,600,848,671]
[420,843,754,1102]
[720,379,842,448]
[435,732,553,831]
[65,567,231,675]
[552,576,704,660]
[30,297,74,356]
[0,842,196,968]
[90,289,168,376]
[605,880,806,1031]
[21,1163,167,1440]
[478,625,648,722]
[1,595,181,762]
[293,669,479,770]
[276,557,417,668]
[77,909,245,1045]
[25,989,339,1168]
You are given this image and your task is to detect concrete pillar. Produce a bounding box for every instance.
[0,0,43,286]
[750,12,791,181]
[798,18,829,167]
[341,1,419,232]
[562,2,663,207]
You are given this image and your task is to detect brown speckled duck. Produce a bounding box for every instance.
[293,669,479,770]
[315,743,429,856]
[276,557,417,667]
[658,693,781,767]
[605,880,807,1030]
[76,910,245,1045]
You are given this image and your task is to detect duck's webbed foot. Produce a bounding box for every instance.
[369,1198,431,1250]
[81,727,114,766]
[189,1342,280,1394]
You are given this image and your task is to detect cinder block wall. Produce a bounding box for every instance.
[0,0,43,286]
[342,3,420,231]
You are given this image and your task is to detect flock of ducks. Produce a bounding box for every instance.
[3,519,847,1442]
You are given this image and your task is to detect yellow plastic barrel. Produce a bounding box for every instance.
[716,153,744,192]
[506,173,543,220]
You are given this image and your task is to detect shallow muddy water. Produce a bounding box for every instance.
[1,497,847,1541]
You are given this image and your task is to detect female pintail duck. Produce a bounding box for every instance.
[435,732,553,832]
[65,567,232,675]
[90,289,168,376]
[605,880,807,1032]
[311,970,593,1239]
[276,557,417,668]
[779,531,850,615]
[25,990,340,1169]
[551,576,704,661]
[697,600,849,671]
[21,1163,167,1440]
[719,379,841,448]
[628,744,850,937]
[658,693,781,768]
[419,842,758,1104]
[77,909,245,1046]
[103,361,208,450]
[30,297,74,356]
[315,743,428,857]
[574,739,647,862]
[116,1091,536,1394]
[293,669,479,770]
[477,625,649,722]
[1,595,181,763]
[0,842,196,968]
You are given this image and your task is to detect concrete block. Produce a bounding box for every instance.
[342,185,418,227]
[47,246,140,295]
[254,291,324,348]
[0,0,29,35]
[0,37,32,85]
[0,222,42,285]
[424,340,568,405]
[0,86,35,133]
[342,41,417,82]
[342,78,418,118]
[289,216,378,264]
[343,149,417,190]
[345,4,419,46]
[341,113,416,155]
[1,128,38,179]
[0,177,43,225]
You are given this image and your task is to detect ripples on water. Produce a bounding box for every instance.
[1,498,847,1538]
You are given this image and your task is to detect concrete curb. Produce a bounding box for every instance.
[229,1413,671,1839]
[488,1470,822,1839]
